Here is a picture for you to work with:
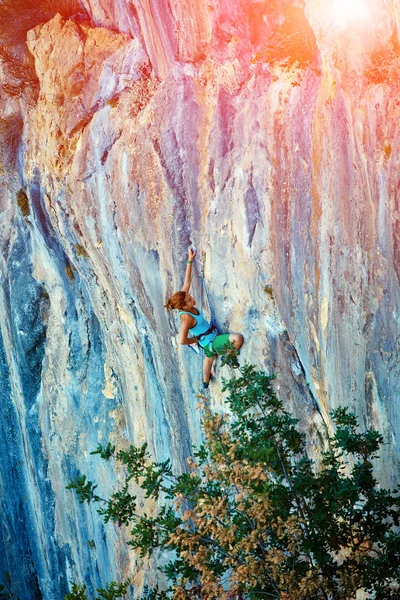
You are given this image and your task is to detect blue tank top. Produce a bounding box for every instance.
[179,309,217,349]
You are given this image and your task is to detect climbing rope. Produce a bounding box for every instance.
[198,250,221,389]
[199,251,215,327]
[197,250,206,382]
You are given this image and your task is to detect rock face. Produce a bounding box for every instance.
[0,0,399,597]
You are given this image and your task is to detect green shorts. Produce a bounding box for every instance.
[204,333,231,358]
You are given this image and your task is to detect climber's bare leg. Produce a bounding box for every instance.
[203,356,215,384]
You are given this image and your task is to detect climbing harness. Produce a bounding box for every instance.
[198,324,218,343]
[179,306,217,352]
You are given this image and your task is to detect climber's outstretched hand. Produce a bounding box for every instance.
[188,247,197,262]
[182,247,197,292]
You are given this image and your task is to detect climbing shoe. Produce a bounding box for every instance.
[202,373,214,390]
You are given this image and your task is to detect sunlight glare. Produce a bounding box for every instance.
[333,0,370,24]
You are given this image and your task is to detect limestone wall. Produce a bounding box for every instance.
[0,1,399,597]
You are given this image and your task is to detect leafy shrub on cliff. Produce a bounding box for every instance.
[16,189,30,216]
[0,0,83,46]
[68,365,400,599]
[0,114,23,169]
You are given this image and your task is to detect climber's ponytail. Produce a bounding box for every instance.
[164,298,174,311]
[164,291,186,311]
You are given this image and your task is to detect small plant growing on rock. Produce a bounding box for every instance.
[106,97,119,109]
[282,328,290,341]
[0,115,23,167]
[74,244,89,258]
[68,365,400,599]
[383,141,392,159]
[65,265,75,281]
[263,284,274,299]
[16,189,30,216]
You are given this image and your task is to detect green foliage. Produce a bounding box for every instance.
[65,583,87,600]
[219,341,240,368]
[67,365,400,599]
[98,484,137,526]
[142,586,168,600]
[95,582,129,600]
[65,582,129,600]
[65,581,130,600]
[91,443,115,460]
[66,475,99,504]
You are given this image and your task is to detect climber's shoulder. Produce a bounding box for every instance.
[179,311,197,328]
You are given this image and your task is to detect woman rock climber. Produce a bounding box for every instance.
[165,248,244,389]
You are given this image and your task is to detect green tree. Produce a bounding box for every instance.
[67,365,400,599]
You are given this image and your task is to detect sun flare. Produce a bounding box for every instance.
[333,0,371,23]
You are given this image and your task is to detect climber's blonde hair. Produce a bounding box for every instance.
[164,291,187,311]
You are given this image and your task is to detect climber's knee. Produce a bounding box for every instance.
[203,356,215,367]
[229,333,244,350]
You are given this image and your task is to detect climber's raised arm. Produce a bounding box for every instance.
[181,247,197,292]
